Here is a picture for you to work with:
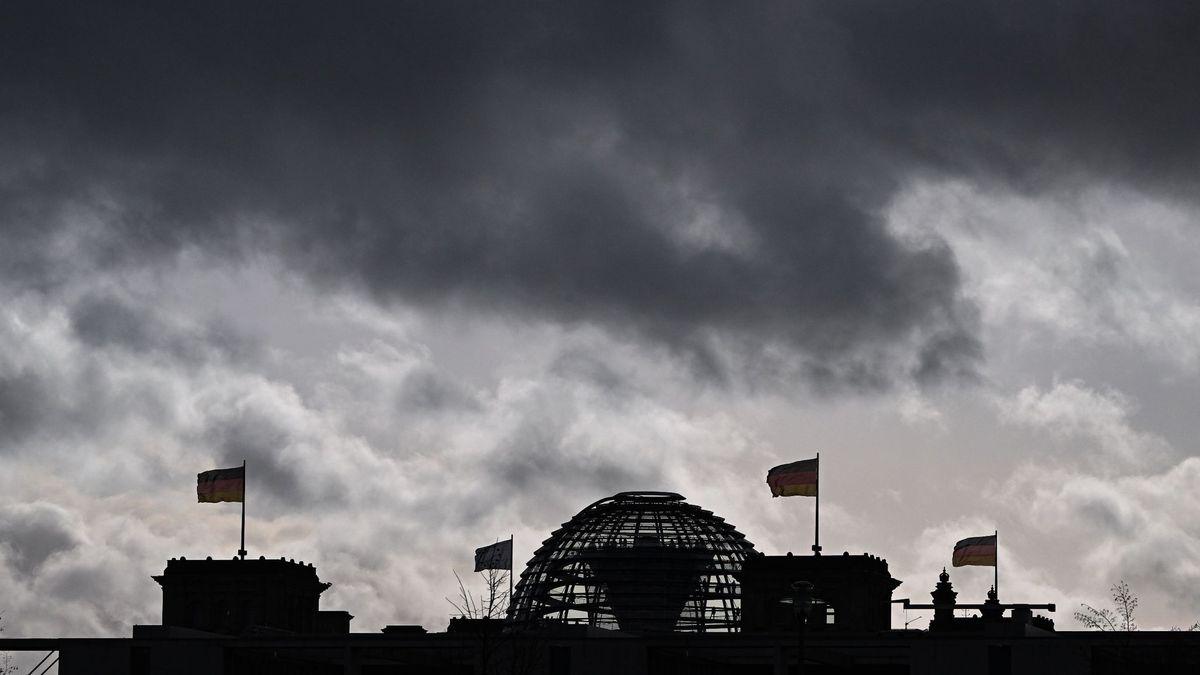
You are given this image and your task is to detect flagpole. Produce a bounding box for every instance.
[812,452,821,555]
[239,460,247,561]
[994,529,998,600]
[509,534,514,602]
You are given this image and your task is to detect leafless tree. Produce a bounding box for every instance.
[445,569,515,675]
[0,615,17,675]
[1075,580,1138,631]
[446,568,511,620]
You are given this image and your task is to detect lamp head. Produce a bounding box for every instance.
[791,580,815,618]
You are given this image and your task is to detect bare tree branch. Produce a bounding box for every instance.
[1075,580,1137,631]
[446,570,480,619]
[446,568,511,620]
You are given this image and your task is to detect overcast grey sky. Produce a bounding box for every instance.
[3,1,1200,635]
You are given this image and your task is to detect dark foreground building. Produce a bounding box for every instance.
[6,491,1200,674]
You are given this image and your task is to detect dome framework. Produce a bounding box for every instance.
[507,492,757,633]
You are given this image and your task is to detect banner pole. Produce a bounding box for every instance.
[994,529,998,600]
[812,452,821,555]
[239,460,247,560]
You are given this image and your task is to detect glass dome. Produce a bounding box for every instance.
[506,491,757,633]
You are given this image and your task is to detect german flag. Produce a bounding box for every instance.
[952,534,997,567]
[766,457,818,498]
[197,466,245,503]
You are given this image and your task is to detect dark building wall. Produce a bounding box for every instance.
[316,611,354,635]
[909,636,1090,675]
[58,643,131,675]
[39,631,1200,675]
[736,552,901,633]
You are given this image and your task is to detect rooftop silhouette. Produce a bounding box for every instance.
[4,489,1199,674]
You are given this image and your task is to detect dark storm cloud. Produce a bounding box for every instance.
[40,563,114,608]
[825,1,1200,191]
[69,295,161,353]
[199,405,348,509]
[6,2,1198,389]
[481,414,664,524]
[395,368,482,414]
[0,359,126,453]
[0,504,82,577]
[549,349,630,396]
[0,370,49,447]
[69,292,261,364]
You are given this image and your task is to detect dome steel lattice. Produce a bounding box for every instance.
[506,491,757,633]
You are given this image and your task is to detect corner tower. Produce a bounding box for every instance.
[153,556,340,635]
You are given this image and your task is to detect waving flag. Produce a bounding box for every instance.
[474,539,513,572]
[197,466,245,503]
[952,534,997,567]
[766,457,818,497]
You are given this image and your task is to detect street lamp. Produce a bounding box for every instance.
[791,581,815,675]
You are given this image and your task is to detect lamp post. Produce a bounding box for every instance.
[791,581,814,675]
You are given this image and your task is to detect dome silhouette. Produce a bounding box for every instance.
[507,491,757,633]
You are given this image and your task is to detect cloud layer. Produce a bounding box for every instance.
[0,1,994,389]
[4,1,1200,636]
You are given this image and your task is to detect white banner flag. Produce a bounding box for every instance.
[474,539,513,572]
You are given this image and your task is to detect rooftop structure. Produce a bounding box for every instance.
[737,551,902,633]
[152,556,349,636]
[506,491,757,633]
[11,490,1178,675]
